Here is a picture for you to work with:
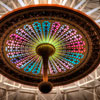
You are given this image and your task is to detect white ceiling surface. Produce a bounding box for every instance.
[0,0,100,93]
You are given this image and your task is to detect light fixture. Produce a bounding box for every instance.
[0,5,100,93]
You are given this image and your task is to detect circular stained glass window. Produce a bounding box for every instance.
[0,5,100,86]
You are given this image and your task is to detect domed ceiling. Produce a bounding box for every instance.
[0,4,100,87]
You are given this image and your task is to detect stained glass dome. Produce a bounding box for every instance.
[0,5,100,86]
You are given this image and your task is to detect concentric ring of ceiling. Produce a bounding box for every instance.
[0,5,100,86]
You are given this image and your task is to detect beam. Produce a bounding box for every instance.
[55,0,68,5]
[37,90,46,100]
[95,19,100,23]
[61,0,68,5]
[3,82,20,88]
[18,0,25,6]
[2,7,8,12]
[86,7,100,15]
[84,89,100,98]
[0,1,12,11]
[6,90,8,100]
[34,0,39,4]
[61,85,77,90]
[96,14,100,20]
[0,13,6,14]
[74,0,86,9]
[89,74,95,80]
[11,0,17,8]
[53,87,61,100]
[64,93,67,100]
[48,0,52,4]
[28,0,33,5]
[24,0,28,5]
[0,75,3,82]
[79,0,89,11]
[70,0,76,7]
[21,86,37,91]
[35,94,38,100]
[95,69,98,79]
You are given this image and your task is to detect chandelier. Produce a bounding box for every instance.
[0,5,100,93]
